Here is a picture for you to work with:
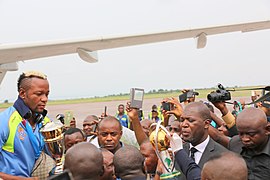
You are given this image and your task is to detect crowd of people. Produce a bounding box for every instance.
[0,71,269,180]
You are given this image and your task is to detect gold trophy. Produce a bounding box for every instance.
[149,121,181,179]
[40,121,64,174]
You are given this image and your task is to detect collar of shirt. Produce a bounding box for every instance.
[13,96,48,120]
[190,135,210,164]
[13,96,31,118]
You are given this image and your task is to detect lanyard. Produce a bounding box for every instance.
[22,119,44,160]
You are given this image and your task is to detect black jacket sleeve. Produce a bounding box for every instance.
[175,149,201,180]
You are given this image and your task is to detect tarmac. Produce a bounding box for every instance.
[0,96,251,129]
[46,97,165,128]
[45,96,251,128]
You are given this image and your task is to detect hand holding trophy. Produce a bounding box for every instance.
[149,121,181,179]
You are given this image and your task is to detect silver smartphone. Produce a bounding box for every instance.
[130,88,144,109]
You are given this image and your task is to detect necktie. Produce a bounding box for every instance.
[190,147,198,162]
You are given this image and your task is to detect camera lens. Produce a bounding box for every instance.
[207,92,220,103]
[207,94,214,102]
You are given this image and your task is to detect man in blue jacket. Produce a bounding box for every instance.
[0,71,51,179]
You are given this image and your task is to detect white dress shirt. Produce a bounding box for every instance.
[189,135,210,164]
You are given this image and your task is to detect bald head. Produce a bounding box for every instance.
[184,102,211,120]
[237,107,267,127]
[97,116,122,131]
[84,115,99,122]
[202,152,248,180]
[114,145,145,179]
[64,142,103,180]
[236,107,270,151]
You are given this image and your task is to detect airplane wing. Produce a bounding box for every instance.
[0,20,270,84]
[0,63,18,85]
[1,20,270,64]
[0,71,7,85]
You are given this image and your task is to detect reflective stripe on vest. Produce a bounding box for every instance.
[2,112,50,153]
[43,117,50,125]
[2,111,22,153]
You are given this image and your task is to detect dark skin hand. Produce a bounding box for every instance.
[212,101,229,116]
[208,125,230,148]
[126,102,148,145]
[163,97,184,120]
[69,117,76,128]
[161,98,171,127]
[210,111,224,127]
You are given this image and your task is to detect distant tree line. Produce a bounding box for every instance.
[101,85,242,98]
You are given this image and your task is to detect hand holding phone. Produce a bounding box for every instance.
[64,110,74,127]
[130,88,144,109]
[162,102,171,111]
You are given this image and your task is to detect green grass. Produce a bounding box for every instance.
[0,85,260,109]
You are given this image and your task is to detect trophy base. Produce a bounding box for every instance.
[160,171,181,180]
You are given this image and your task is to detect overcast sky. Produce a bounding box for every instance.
[0,0,270,101]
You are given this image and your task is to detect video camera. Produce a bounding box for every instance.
[207,84,231,103]
[179,90,199,103]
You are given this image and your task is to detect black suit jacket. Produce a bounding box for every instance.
[178,137,228,180]
[175,149,201,180]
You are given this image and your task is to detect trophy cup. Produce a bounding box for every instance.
[40,121,64,174]
[149,121,181,180]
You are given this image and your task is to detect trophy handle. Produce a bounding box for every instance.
[154,121,175,173]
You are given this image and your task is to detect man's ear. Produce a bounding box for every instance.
[19,88,26,99]
[204,119,211,129]
[120,130,123,137]
[265,122,270,136]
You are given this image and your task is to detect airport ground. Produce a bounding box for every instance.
[45,96,250,128]
[0,96,252,128]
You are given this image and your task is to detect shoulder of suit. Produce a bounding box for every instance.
[209,137,229,152]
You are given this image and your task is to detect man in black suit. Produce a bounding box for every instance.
[180,102,228,172]
[163,101,228,179]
